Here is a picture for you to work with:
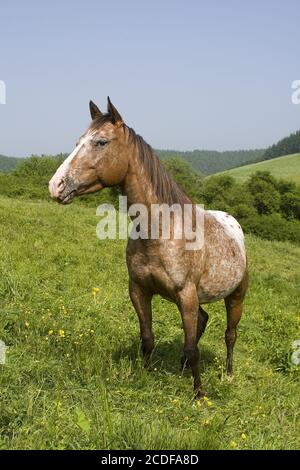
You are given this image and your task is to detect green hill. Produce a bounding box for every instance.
[0,155,23,172]
[216,153,300,184]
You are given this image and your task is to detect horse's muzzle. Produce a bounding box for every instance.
[49,176,77,204]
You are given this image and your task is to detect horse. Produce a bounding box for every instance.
[49,97,248,398]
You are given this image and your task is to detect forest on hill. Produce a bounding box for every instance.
[0,155,23,172]
[156,149,265,174]
[264,129,300,160]
[1,128,299,176]
[0,148,266,176]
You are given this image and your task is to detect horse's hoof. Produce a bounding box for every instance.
[181,356,191,370]
[143,354,153,368]
[194,389,206,401]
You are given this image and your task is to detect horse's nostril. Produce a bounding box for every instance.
[58,179,64,188]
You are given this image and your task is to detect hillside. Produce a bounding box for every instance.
[0,155,23,172]
[0,195,299,449]
[1,155,299,245]
[215,153,300,184]
[156,149,265,175]
[0,150,266,176]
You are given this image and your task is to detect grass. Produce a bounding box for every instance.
[215,153,300,184]
[0,195,299,450]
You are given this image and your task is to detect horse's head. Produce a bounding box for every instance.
[49,97,129,204]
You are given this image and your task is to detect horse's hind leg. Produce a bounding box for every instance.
[224,271,248,375]
[197,306,209,342]
[181,306,209,368]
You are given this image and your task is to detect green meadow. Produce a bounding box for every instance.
[216,153,300,184]
[0,196,299,450]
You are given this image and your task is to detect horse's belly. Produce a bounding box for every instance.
[198,274,242,303]
[197,255,246,303]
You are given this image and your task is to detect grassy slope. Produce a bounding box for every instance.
[215,153,300,184]
[0,196,299,450]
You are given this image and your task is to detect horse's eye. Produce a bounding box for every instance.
[96,139,108,148]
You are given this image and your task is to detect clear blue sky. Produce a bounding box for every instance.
[0,0,300,157]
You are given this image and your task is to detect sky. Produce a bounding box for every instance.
[0,0,300,157]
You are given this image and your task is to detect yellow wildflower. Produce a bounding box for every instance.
[48,329,54,335]
[230,440,238,449]
[58,329,65,338]
[241,433,247,440]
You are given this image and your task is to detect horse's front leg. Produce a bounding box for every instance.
[178,283,205,399]
[129,279,154,362]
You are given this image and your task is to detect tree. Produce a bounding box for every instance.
[162,156,204,201]
[248,172,281,215]
[281,190,300,220]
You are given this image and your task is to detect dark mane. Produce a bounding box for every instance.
[127,126,192,206]
[90,114,192,206]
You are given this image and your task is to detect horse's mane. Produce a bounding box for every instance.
[126,126,192,205]
[90,115,192,206]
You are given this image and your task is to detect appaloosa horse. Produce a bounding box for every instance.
[49,98,248,398]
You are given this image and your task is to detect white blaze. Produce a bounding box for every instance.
[49,133,93,198]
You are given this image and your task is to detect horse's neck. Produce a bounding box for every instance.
[121,149,157,208]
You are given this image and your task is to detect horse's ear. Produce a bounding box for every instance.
[89,100,103,120]
[107,96,123,125]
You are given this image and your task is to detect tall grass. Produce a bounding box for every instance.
[0,196,299,449]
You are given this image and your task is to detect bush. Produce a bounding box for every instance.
[280,189,300,221]
[13,154,66,178]
[162,157,204,201]
[248,172,281,215]
[199,171,300,244]
[242,213,300,243]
